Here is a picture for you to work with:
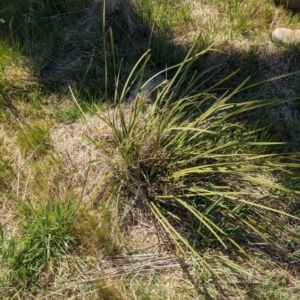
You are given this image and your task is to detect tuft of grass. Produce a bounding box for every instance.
[90,42,300,276]
[0,196,80,288]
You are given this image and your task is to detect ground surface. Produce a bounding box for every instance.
[1,0,300,299]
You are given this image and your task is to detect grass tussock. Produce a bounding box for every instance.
[93,46,300,273]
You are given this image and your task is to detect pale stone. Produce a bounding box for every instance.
[272,27,300,44]
[279,0,300,9]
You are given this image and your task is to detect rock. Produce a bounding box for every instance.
[278,0,300,9]
[272,27,300,44]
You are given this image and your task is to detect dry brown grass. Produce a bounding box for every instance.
[50,105,133,202]
[0,124,23,232]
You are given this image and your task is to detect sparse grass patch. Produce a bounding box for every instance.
[133,0,192,35]
[0,138,15,192]
[244,271,300,300]
[92,278,127,300]
[15,122,51,159]
[75,203,123,256]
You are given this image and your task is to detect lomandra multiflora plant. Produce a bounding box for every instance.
[87,42,300,275]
